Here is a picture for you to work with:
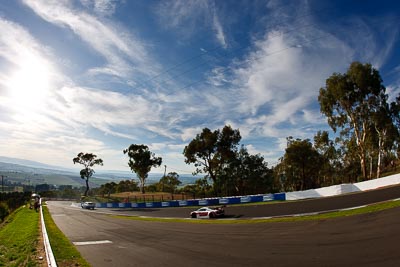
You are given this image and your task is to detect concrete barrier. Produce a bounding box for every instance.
[286,173,400,200]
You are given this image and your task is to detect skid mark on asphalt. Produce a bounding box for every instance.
[73,240,113,246]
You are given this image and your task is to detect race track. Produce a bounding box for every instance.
[46,185,400,266]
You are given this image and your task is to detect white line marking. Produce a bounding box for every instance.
[341,205,367,211]
[73,240,113,246]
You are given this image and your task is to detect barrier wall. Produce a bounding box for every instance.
[286,173,400,200]
[95,173,400,208]
[95,192,285,209]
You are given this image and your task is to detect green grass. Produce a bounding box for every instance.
[42,206,90,267]
[111,199,400,224]
[0,206,40,267]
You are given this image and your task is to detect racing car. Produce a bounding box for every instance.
[190,206,225,219]
[81,201,96,210]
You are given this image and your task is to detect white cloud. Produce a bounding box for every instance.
[56,86,163,135]
[180,127,204,142]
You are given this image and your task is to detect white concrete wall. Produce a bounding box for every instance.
[285,173,400,200]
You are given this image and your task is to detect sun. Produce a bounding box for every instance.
[6,54,52,111]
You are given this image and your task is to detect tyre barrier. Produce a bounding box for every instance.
[95,192,286,209]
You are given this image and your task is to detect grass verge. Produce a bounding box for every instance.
[110,199,400,224]
[0,206,41,266]
[42,205,90,267]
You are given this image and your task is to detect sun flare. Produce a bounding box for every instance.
[6,55,52,111]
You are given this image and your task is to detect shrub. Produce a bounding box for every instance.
[0,202,9,222]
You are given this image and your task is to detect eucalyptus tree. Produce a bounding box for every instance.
[159,172,181,197]
[183,125,241,194]
[72,152,103,196]
[318,62,390,180]
[313,131,342,185]
[123,144,162,194]
[283,138,323,190]
[195,177,212,198]
[221,146,272,195]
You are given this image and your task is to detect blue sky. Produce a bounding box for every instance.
[0,0,399,174]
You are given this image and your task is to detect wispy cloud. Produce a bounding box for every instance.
[154,0,228,48]
[80,0,118,16]
[23,0,156,81]
[212,9,227,48]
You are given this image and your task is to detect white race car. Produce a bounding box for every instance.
[190,206,224,219]
[81,201,96,210]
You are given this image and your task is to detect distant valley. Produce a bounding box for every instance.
[0,156,198,188]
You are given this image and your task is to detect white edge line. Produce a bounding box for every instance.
[341,205,367,211]
[73,240,113,246]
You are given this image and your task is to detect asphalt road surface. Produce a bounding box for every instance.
[46,186,400,266]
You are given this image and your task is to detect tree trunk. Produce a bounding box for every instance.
[369,155,373,180]
[84,178,89,196]
[360,155,367,181]
[376,129,386,179]
[352,118,368,181]
[140,184,145,194]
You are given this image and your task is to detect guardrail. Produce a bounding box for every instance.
[40,199,57,267]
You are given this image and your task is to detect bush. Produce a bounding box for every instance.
[0,202,9,222]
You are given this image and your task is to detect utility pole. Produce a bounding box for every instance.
[162,165,167,192]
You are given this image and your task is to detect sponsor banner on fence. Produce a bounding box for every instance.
[199,199,208,206]
[219,198,229,204]
[240,196,251,203]
[263,194,274,201]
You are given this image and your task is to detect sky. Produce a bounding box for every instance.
[0,0,399,175]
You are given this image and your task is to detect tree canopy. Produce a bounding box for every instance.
[123,144,162,194]
[183,125,241,184]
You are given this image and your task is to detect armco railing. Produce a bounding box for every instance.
[40,199,57,267]
[95,193,286,208]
